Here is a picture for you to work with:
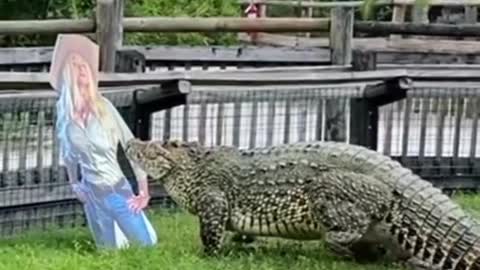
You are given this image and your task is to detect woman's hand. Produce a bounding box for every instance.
[128,190,151,214]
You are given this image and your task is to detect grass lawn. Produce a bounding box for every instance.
[1,193,480,270]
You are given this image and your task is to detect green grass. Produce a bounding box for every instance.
[1,194,480,270]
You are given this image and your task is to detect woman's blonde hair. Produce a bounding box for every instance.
[56,53,117,162]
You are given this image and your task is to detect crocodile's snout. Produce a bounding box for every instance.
[125,138,147,161]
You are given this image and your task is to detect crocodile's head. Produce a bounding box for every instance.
[125,138,177,181]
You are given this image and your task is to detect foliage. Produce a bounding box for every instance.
[0,0,240,47]
[124,0,240,46]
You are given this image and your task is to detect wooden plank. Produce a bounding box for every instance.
[0,17,330,35]
[0,69,411,90]
[123,17,330,33]
[0,19,94,35]
[96,0,124,72]
[135,45,331,63]
[376,52,480,65]
[240,0,480,7]
[394,0,480,5]
[6,38,480,67]
[238,0,394,8]
[355,21,480,37]
[189,85,364,104]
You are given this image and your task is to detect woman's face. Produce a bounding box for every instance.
[70,53,91,89]
[68,53,93,113]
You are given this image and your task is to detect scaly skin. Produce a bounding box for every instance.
[125,138,480,270]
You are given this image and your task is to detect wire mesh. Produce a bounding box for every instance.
[377,83,480,186]
[150,84,364,148]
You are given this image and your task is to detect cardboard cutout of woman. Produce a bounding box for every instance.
[49,34,158,249]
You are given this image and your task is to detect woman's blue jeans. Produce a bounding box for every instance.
[82,178,157,249]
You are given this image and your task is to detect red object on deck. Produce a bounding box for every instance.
[244,2,260,43]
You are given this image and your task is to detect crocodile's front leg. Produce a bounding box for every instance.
[196,190,229,255]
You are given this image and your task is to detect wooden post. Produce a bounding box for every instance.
[412,3,429,39]
[465,6,478,41]
[390,4,406,40]
[325,6,353,142]
[96,0,124,72]
[350,50,378,149]
[330,6,353,65]
[465,6,478,24]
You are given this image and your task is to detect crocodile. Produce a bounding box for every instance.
[125,138,480,270]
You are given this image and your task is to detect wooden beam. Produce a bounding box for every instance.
[6,68,480,91]
[237,0,394,8]
[0,17,330,36]
[238,0,480,7]
[122,17,330,32]
[0,69,410,90]
[393,0,480,5]
[0,45,331,65]
[355,21,480,37]
[0,19,94,35]
[96,0,124,72]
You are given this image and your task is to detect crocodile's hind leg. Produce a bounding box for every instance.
[311,200,373,259]
[305,173,394,262]
[196,190,229,255]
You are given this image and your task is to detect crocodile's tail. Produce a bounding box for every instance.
[241,141,480,269]
[383,184,480,270]
[305,142,480,270]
